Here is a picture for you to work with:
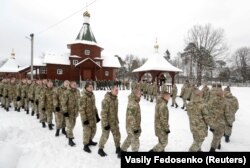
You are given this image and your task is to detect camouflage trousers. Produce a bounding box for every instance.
[211,124,226,149]
[30,102,35,113]
[189,129,207,152]
[55,112,66,129]
[24,99,29,111]
[99,125,121,149]
[65,117,76,138]
[1,97,4,106]
[83,124,97,145]
[153,132,168,152]
[40,109,47,123]
[225,125,233,136]
[182,98,187,108]
[121,130,141,152]
[171,96,177,106]
[46,110,53,124]
[34,101,39,114]
[12,98,17,108]
[3,97,10,108]
[17,99,24,109]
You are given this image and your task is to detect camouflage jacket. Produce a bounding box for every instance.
[79,91,97,126]
[61,88,80,118]
[154,97,169,136]
[126,93,141,132]
[224,92,239,123]
[39,87,54,111]
[101,92,119,128]
[52,86,66,111]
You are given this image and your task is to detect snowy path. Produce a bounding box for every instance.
[0,86,250,168]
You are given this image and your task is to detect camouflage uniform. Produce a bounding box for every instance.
[208,93,231,150]
[20,83,28,110]
[53,86,67,130]
[61,87,80,138]
[152,97,170,152]
[131,81,136,91]
[148,84,153,102]
[3,81,10,110]
[143,82,148,99]
[171,84,178,107]
[121,93,141,152]
[79,90,98,145]
[39,85,48,123]
[99,92,121,149]
[181,83,191,109]
[201,85,210,102]
[224,91,239,138]
[40,86,54,125]
[152,83,158,102]
[187,95,211,152]
[34,83,42,116]
[28,82,36,114]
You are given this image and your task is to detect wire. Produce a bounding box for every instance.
[36,0,96,35]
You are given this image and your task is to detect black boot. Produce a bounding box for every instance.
[98,148,107,157]
[17,108,20,112]
[150,99,153,102]
[209,147,216,152]
[116,147,121,154]
[225,135,230,143]
[55,129,60,137]
[62,128,66,135]
[171,105,174,107]
[88,139,97,146]
[83,145,91,153]
[15,107,17,111]
[149,149,154,152]
[68,138,76,146]
[37,114,39,119]
[42,122,46,128]
[217,143,221,149]
[181,106,184,109]
[175,104,178,108]
[31,111,35,116]
[48,124,53,130]
[6,107,9,112]
[26,110,29,114]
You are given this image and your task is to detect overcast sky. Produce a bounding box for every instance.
[1,0,250,65]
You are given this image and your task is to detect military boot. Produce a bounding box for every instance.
[98,149,107,157]
[26,110,29,114]
[68,138,76,146]
[6,107,9,112]
[48,124,53,130]
[42,122,46,128]
[17,108,20,112]
[175,103,178,108]
[37,114,39,119]
[181,106,184,109]
[217,143,221,149]
[88,139,97,146]
[15,107,17,111]
[55,129,60,137]
[62,128,66,135]
[83,145,91,153]
[116,147,121,154]
[209,147,216,152]
[31,111,35,116]
[225,135,230,143]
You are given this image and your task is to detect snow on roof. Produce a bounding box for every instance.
[69,55,81,58]
[133,52,182,73]
[0,58,23,73]
[43,52,70,65]
[101,54,121,68]
[94,57,103,60]
[67,40,103,49]
[33,57,46,66]
[75,58,101,68]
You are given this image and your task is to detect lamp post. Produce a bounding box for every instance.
[26,33,34,80]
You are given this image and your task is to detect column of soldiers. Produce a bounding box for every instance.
[0,77,239,154]
[95,80,130,91]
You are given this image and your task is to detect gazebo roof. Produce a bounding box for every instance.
[133,43,182,73]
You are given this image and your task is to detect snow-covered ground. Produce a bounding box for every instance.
[0,85,250,168]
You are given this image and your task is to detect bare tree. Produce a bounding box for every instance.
[233,47,250,82]
[183,24,228,85]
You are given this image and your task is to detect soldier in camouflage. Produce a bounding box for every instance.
[39,79,48,128]
[79,82,99,153]
[201,83,210,102]
[149,91,171,152]
[2,78,10,111]
[121,88,141,152]
[208,90,232,152]
[62,81,80,146]
[98,86,121,158]
[53,81,68,137]
[187,90,211,152]
[28,80,36,116]
[34,80,43,119]
[171,84,178,108]
[224,91,239,143]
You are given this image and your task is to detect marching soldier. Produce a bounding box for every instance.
[187,90,211,152]
[149,91,171,152]
[98,86,121,158]
[62,81,80,146]
[39,79,48,128]
[224,91,239,143]
[28,80,36,116]
[34,80,43,118]
[121,88,141,152]
[201,83,210,102]
[79,82,100,153]
[171,84,178,108]
[53,81,68,137]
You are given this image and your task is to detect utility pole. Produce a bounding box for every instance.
[30,33,34,80]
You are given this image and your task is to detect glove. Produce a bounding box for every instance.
[16,96,21,101]
[35,100,39,105]
[187,98,190,101]
[5,95,8,98]
[228,124,232,128]
[170,95,173,97]
[55,106,60,112]
[104,125,110,130]
[64,112,69,117]
[134,130,139,134]
[166,130,170,134]
[0,94,2,97]
[84,120,89,125]
[210,128,214,132]
[96,112,101,123]
[30,99,34,103]
[42,108,45,111]
[24,96,26,99]
[180,95,182,98]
